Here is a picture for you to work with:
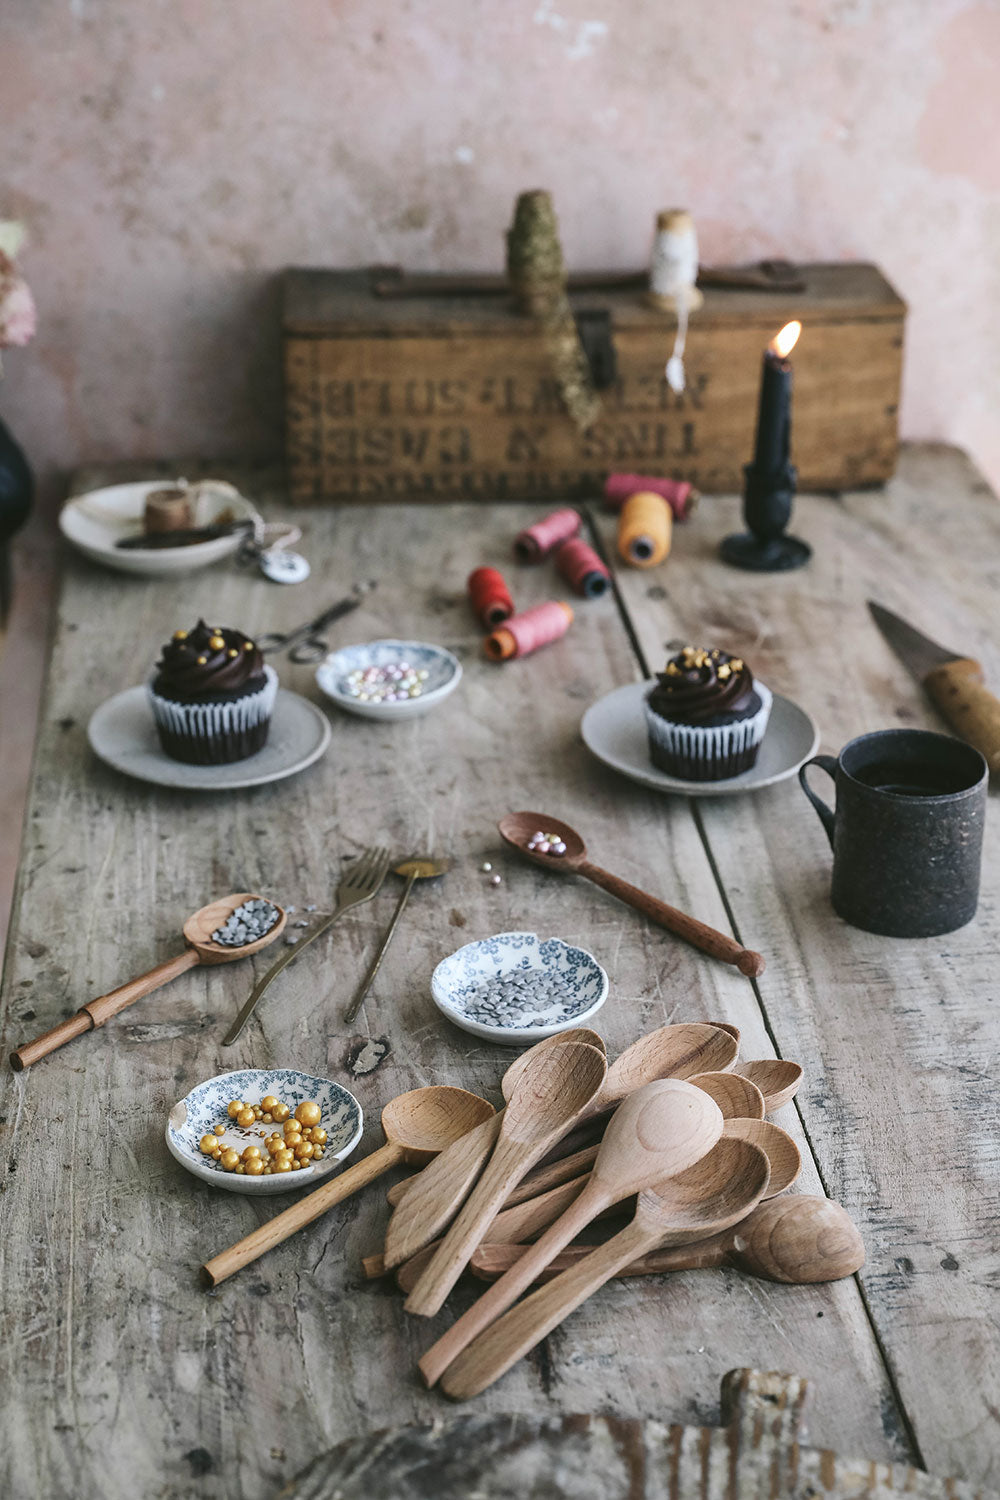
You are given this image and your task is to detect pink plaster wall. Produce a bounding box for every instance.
[2,0,999,497]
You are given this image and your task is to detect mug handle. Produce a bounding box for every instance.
[798,755,839,849]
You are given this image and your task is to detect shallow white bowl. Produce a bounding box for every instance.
[60,480,257,576]
[315,639,462,720]
[166,1068,363,1194]
[431,931,609,1046]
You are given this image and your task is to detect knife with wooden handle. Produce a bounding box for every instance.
[868,602,1000,775]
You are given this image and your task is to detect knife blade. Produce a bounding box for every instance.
[868,601,1000,774]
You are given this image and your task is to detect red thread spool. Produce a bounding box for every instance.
[467,567,515,628]
[484,601,574,661]
[514,508,581,563]
[554,537,610,599]
[603,473,697,520]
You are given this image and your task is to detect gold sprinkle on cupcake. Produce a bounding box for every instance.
[243,641,254,651]
[173,630,188,641]
[208,634,225,650]
[228,648,238,658]
[196,655,207,666]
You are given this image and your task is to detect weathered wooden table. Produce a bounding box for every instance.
[1,445,997,1500]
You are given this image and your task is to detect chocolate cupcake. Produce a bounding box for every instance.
[148,620,277,765]
[644,646,772,781]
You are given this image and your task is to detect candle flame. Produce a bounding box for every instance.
[770,320,802,359]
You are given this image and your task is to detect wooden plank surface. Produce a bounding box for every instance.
[603,443,1000,1490]
[0,468,904,1500]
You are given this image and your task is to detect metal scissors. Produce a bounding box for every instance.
[256,587,372,663]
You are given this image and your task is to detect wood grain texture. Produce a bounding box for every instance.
[604,442,1000,1488]
[0,459,914,1499]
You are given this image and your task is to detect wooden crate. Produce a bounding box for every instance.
[283,263,905,502]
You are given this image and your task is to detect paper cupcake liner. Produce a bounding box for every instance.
[645,681,773,782]
[148,666,278,765]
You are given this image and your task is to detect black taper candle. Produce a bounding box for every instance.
[752,348,792,475]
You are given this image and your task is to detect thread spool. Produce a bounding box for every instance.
[484,601,573,661]
[514,507,581,563]
[554,538,610,599]
[618,492,673,568]
[467,567,515,629]
[603,472,697,521]
[145,486,193,534]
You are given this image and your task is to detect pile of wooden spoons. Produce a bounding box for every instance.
[359,1021,863,1400]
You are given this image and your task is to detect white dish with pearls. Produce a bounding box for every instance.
[60,479,258,577]
[431,931,608,1046]
[315,639,462,720]
[166,1068,363,1194]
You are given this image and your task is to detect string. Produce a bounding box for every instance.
[467,567,515,628]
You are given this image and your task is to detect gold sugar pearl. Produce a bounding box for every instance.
[227,1100,243,1118]
[309,1127,327,1145]
[283,1120,302,1138]
[241,1146,261,1162]
[200,1134,219,1155]
[293,1140,315,1160]
[245,1158,265,1176]
[261,1096,279,1113]
[262,1113,273,1123]
[295,1101,322,1127]
[291,1160,304,1170]
[212,1147,222,1160]
[220,1148,240,1172]
[271,1103,290,1123]
[208,635,225,650]
[274,1158,292,1173]
[235,1164,246,1174]
[313,1147,325,1159]
[237,1107,255,1128]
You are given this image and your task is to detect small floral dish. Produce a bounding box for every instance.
[431,931,609,1046]
[315,639,462,721]
[166,1068,363,1194]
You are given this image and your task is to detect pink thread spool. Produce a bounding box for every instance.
[603,473,697,520]
[467,567,515,628]
[554,537,610,599]
[483,601,574,661]
[514,508,581,563]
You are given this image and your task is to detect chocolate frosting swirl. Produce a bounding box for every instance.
[152,619,265,700]
[647,646,756,724]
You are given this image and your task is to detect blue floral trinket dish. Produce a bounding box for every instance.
[431,931,609,1046]
[166,1068,363,1194]
[315,638,461,720]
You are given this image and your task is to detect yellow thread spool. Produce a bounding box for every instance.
[617,491,672,568]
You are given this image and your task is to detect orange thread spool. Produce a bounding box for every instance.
[617,491,672,568]
[483,601,574,661]
[467,567,515,628]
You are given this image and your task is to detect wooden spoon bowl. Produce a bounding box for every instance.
[723,1118,802,1196]
[638,1135,772,1245]
[733,1194,864,1282]
[183,892,287,963]
[734,1059,804,1113]
[690,1071,765,1120]
[383,1087,498,1163]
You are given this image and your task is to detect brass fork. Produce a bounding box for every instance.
[222,845,392,1044]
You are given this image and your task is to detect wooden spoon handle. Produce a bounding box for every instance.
[419,1182,605,1386]
[578,860,765,977]
[9,948,200,1071]
[923,658,1000,775]
[383,1112,503,1271]
[202,1140,401,1287]
[440,1218,657,1399]
[471,1233,732,1282]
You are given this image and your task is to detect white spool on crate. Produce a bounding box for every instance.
[647,208,703,393]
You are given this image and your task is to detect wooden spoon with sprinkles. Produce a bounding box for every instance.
[9,893,287,1072]
[499,812,765,978]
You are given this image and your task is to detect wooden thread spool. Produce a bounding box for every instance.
[554,538,610,599]
[484,601,573,661]
[617,492,673,568]
[604,472,697,520]
[467,567,514,628]
[144,486,193,534]
[514,508,580,563]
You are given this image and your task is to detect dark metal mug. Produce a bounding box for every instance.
[799,728,988,937]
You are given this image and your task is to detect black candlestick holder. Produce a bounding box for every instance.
[719,459,811,571]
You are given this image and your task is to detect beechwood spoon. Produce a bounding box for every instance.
[419,1078,725,1386]
[440,1135,771,1399]
[382,1022,737,1272]
[10,893,287,1072]
[403,1042,609,1317]
[499,812,765,977]
[201,1086,495,1287]
[468,1194,865,1287]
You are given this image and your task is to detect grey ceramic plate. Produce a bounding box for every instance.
[88,686,332,790]
[581,681,819,797]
